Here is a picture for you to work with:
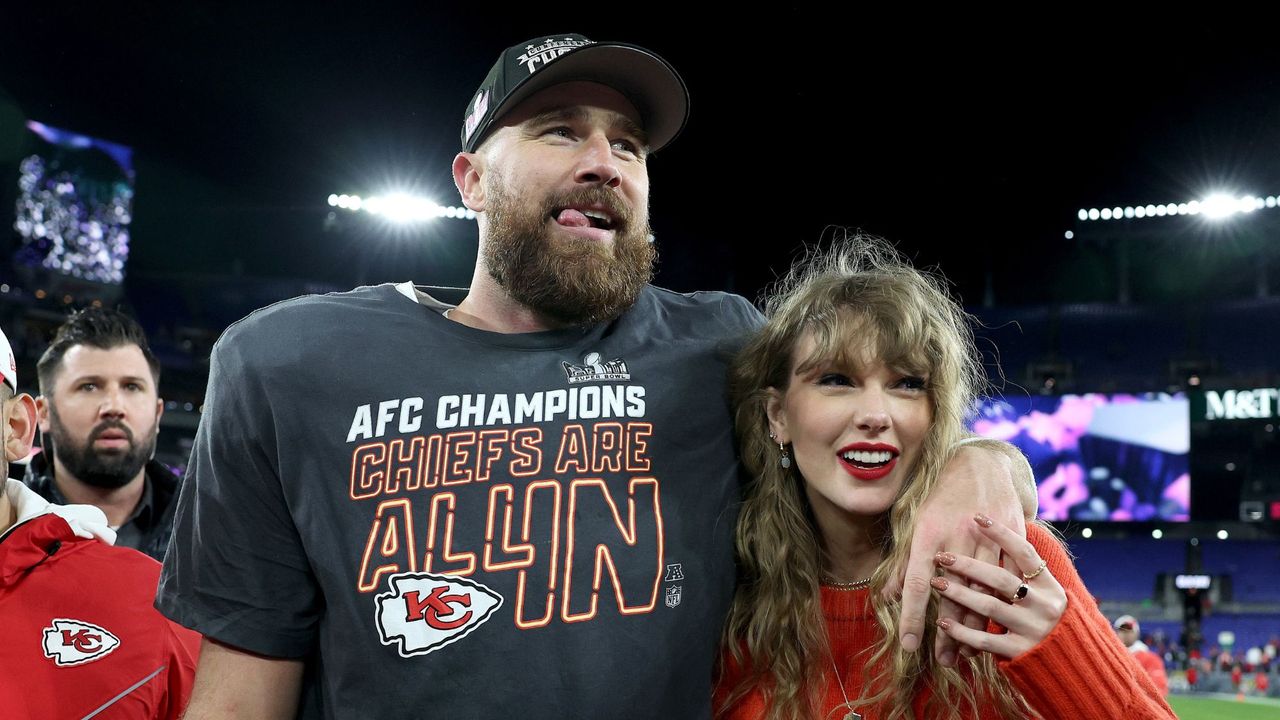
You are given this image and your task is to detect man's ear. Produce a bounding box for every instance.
[453,152,486,213]
[5,393,38,462]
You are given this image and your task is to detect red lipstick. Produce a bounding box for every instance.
[837,443,900,482]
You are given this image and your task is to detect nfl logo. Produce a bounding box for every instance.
[665,586,682,608]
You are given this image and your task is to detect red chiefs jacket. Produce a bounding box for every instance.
[0,480,201,719]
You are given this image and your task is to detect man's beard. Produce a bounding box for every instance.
[482,179,656,326]
[47,406,155,490]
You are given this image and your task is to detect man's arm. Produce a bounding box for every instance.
[180,640,303,720]
[891,440,1035,664]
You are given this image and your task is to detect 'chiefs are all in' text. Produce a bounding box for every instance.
[346,387,665,629]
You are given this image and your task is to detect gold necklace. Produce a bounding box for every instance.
[820,574,873,590]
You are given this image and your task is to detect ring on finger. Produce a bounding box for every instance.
[1009,582,1030,603]
[1022,560,1048,581]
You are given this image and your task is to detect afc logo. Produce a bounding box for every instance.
[42,619,121,667]
[376,572,503,658]
[664,563,684,608]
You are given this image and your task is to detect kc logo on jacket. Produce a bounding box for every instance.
[42,618,121,667]
[375,572,503,657]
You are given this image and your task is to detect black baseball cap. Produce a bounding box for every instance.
[461,34,689,154]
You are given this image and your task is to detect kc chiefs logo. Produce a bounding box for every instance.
[375,572,503,657]
[42,619,121,667]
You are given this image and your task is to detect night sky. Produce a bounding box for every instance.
[2,8,1279,309]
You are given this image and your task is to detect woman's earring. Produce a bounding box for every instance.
[779,442,791,469]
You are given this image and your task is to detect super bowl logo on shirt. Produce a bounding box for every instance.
[563,352,631,384]
[42,618,121,667]
[375,572,504,657]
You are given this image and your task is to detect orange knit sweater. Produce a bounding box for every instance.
[718,524,1176,719]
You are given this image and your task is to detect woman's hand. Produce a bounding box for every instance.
[929,514,1067,659]
[891,445,1027,666]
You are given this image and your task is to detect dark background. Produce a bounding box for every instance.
[3,7,1278,306]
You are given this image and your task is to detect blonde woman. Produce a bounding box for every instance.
[717,236,1174,720]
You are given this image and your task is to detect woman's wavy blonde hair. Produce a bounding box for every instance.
[720,234,1034,720]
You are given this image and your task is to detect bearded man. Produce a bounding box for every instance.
[26,307,173,561]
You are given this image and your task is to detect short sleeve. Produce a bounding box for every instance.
[155,324,321,658]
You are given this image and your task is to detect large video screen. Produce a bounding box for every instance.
[12,120,134,285]
[971,393,1190,522]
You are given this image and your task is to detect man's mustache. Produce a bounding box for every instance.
[544,187,633,232]
[89,420,135,445]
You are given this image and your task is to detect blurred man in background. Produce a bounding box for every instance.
[1116,614,1170,696]
[24,308,177,560]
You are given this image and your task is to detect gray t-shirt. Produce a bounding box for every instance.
[157,282,762,719]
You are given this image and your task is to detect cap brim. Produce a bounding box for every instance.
[480,42,688,153]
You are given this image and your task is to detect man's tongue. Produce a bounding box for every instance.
[556,208,590,227]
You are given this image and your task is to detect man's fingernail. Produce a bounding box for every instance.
[974,513,993,528]
[936,618,952,631]
[903,633,920,651]
[935,551,957,566]
[930,576,949,591]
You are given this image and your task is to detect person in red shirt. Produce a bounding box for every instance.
[1114,615,1170,696]
[0,325,201,718]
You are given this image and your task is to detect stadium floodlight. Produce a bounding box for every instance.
[1202,193,1262,220]
[1216,529,1228,540]
[1151,529,1163,539]
[1077,191,1279,223]
[1081,527,1093,538]
[378,194,438,224]
[326,192,476,224]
